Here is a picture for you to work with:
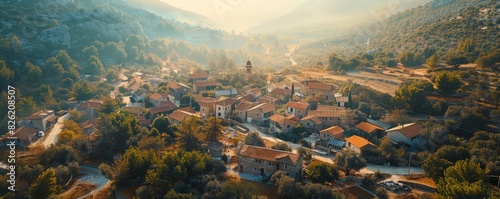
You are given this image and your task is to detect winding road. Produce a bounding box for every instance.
[62,165,111,199]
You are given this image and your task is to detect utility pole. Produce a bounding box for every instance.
[408,153,413,175]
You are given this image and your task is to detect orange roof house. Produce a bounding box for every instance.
[345,135,377,154]
[300,115,323,130]
[320,126,344,140]
[355,121,385,138]
[269,114,299,133]
[238,145,303,178]
[386,123,425,148]
[285,101,310,119]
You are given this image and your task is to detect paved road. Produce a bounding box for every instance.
[42,113,70,148]
[69,165,110,199]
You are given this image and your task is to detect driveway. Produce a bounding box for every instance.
[71,165,110,199]
[42,113,70,148]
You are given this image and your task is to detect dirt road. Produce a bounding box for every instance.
[299,71,400,96]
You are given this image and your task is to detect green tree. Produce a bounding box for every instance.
[204,116,223,142]
[99,96,119,114]
[334,149,367,175]
[56,49,78,71]
[25,61,42,81]
[426,53,439,71]
[0,60,14,89]
[399,51,422,67]
[86,55,104,75]
[145,169,162,198]
[72,81,94,100]
[29,168,61,199]
[151,115,174,137]
[271,142,292,151]
[393,83,426,111]
[306,162,339,184]
[446,56,468,69]
[435,71,461,96]
[217,181,256,199]
[158,152,187,188]
[243,132,265,147]
[328,53,347,71]
[176,116,203,151]
[44,57,64,77]
[18,164,45,186]
[275,175,304,199]
[103,41,127,62]
[475,52,499,68]
[82,45,99,59]
[436,159,490,199]
[422,145,470,182]
[386,59,398,67]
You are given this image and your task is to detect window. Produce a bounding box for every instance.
[289,108,294,112]
[218,107,221,110]
[218,113,221,117]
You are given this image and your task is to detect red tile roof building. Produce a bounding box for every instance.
[238,145,303,178]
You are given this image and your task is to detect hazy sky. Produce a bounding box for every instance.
[159,0,307,32]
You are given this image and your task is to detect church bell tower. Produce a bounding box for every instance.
[245,60,252,81]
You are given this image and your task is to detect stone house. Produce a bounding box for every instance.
[234,100,257,122]
[168,82,191,100]
[246,103,276,126]
[215,98,238,119]
[269,114,299,133]
[319,126,344,140]
[193,81,220,93]
[24,109,57,131]
[300,115,323,131]
[189,73,209,82]
[285,101,310,119]
[238,145,302,178]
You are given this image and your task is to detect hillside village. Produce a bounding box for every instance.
[2,58,477,198]
[0,0,499,198]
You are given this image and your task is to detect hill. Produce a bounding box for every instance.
[246,0,431,41]
[295,0,499,63]
[122,0,220,29]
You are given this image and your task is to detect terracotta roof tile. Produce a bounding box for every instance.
[241,93,257,102]
[286,101,310,110]
[269,114,299,126]
[167,110,196,122]
[150,93,162,101]
[308,83,338,91]
[247,88,262,96]
[356,122,383,134]
[25,109,55,120]
[270,88,291,96]
[258,95,279,104]
[320,126,344,139]
[301,115,323,125]
[236,100,258,111]
[345,135,376,149]
[168,82,190,90]
[387,123,421,139]
[248,103,275,113]
[239,145,301,165]
[148,102,178,115]
[189,73,209,79]
[216,98,238,106]
[1,126,39,142]
[193,81,220,87]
